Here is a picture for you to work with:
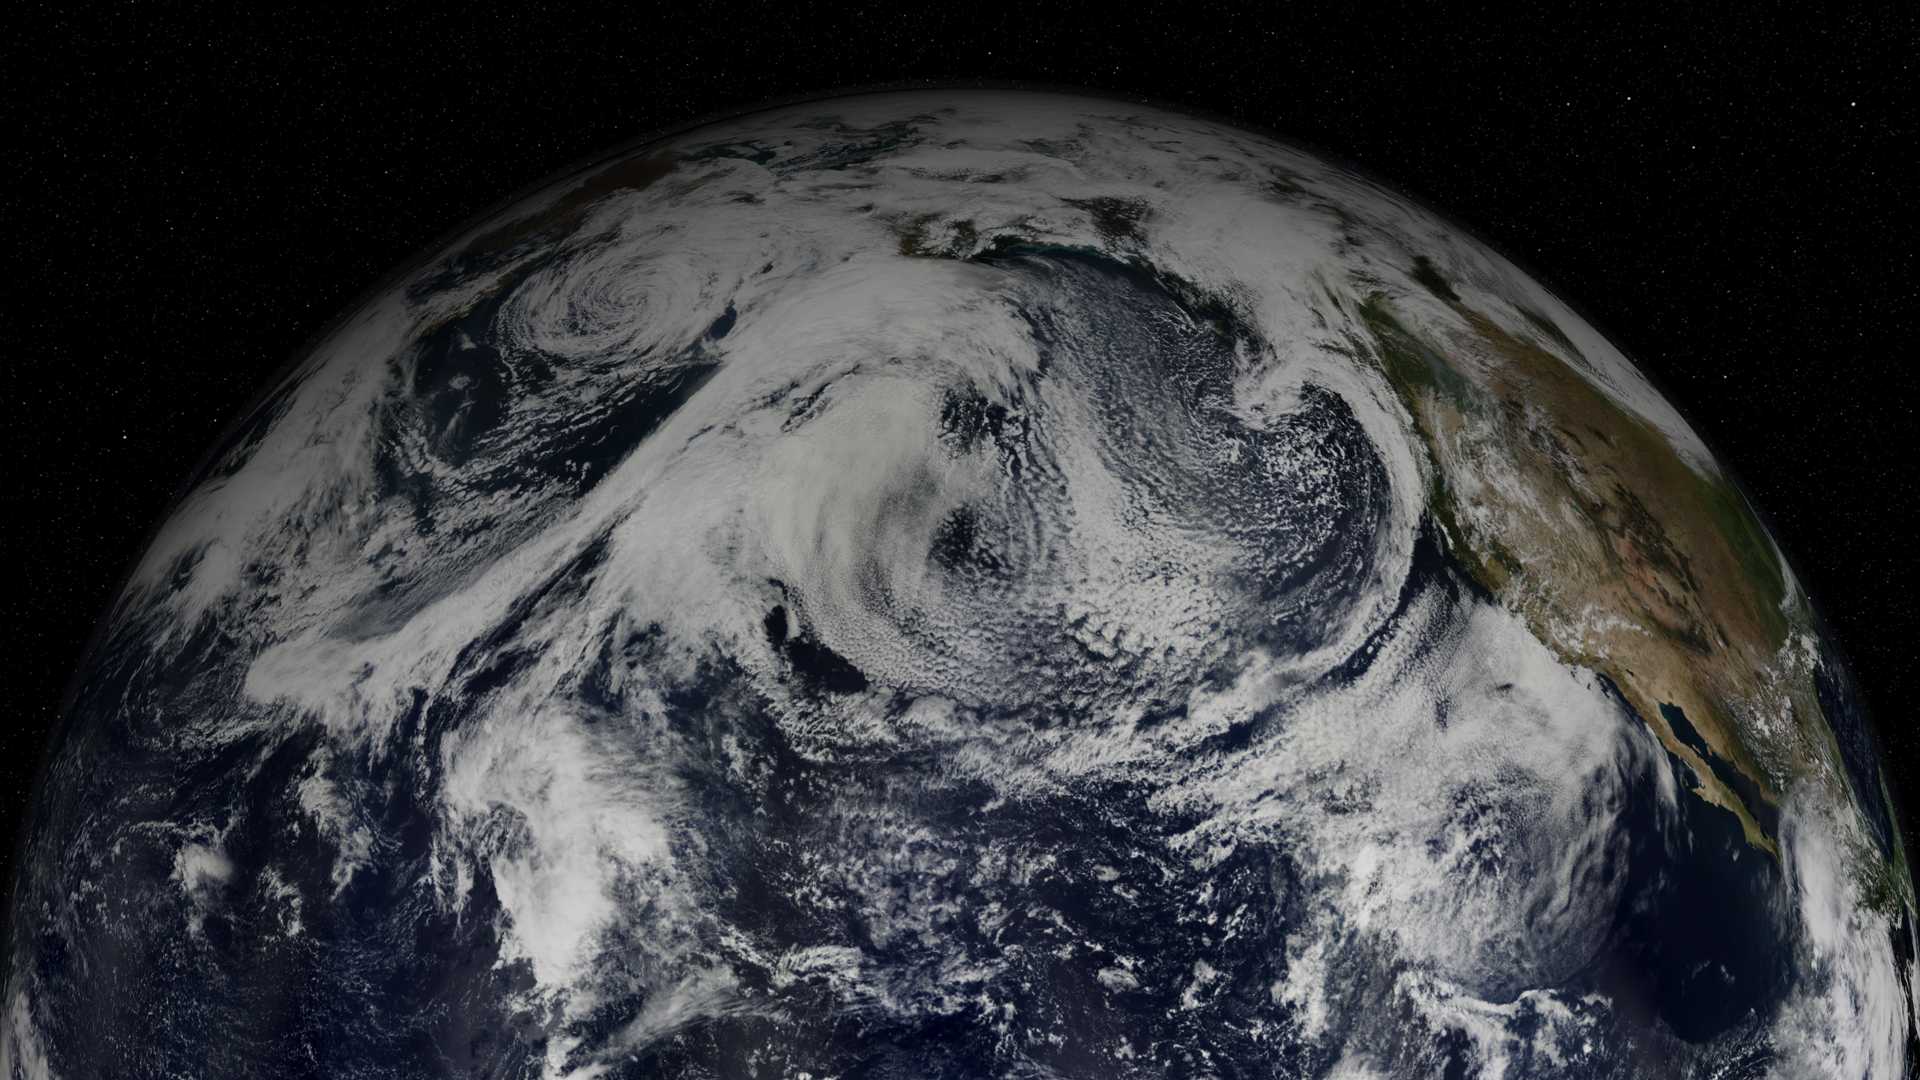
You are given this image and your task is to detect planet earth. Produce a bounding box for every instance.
[4,89,1915,1079]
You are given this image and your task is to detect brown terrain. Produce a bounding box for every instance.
[1350,261,1839,862]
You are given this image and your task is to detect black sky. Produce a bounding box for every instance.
[4,5,1917,876]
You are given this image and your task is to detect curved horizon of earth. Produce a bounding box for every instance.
[5,88,1914,1079]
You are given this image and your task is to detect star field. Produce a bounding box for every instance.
[4,4,1916,882]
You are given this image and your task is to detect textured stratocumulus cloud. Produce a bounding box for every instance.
[172,839,234,909]
[5,90,1910,1078]
[1,989,54,1080]
[440,691,686,998]
[1768,797,1911,1077]
[1150,576,1660,1067]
